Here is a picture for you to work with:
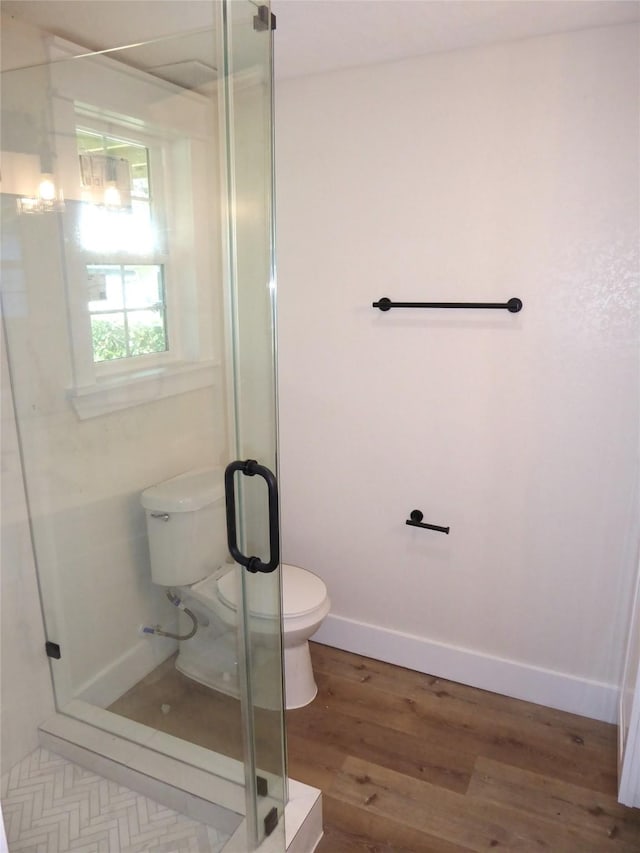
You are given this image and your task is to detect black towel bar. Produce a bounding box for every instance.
[373,296,523,313]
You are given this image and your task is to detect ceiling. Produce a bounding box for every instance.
[2,0,639,81]
[271,0,640,79]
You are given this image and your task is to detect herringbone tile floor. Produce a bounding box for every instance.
[1,747,230,852]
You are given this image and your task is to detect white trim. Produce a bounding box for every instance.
[69,359,219,419]
[618,534,640,804]
[619,692,640,806]
[313,614,618,723]
[616,471,640,803]
[0,804,7,853]
[75,637,177,708]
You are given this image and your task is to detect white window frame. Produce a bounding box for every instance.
[74,118,176,377]
[43,41,221,420]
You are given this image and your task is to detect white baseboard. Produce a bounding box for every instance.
[77,636,177,708]
[313,614,618,724]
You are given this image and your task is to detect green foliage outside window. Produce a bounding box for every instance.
[91,316,166,362]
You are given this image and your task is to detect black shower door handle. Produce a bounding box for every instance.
[224,459,280,573]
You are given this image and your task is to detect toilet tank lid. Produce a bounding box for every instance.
[141,468,224,512]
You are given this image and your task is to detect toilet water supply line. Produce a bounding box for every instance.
[141,590,199,640]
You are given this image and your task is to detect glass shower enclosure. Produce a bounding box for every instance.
[1,1,285,848]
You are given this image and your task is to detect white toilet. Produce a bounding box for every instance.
[141,467,330,709]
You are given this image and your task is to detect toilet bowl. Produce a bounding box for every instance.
[140,467,330,710]
[191,564,330,709]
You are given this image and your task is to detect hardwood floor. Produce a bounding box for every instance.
[287,643,640,852]
[106,641,640,850]
[108,653,284,773]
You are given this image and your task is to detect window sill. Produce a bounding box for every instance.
[69,360,220,420]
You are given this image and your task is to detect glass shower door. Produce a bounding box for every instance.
[221,1,286,847]
[0,0,284,849]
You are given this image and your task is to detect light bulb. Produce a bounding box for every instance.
[38,175,56,202]
[104,183,121,207]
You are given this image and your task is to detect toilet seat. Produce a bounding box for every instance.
[202,564,327,618]
[219,564,327,618]
[278,565,328,617]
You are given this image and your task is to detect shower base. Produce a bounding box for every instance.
[2,746,231,853]
[39,709,322,852]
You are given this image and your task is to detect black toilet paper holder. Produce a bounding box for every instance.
[406,509,450,535]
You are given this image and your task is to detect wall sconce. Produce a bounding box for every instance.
[103,182,122,208]
[17,152,65,215]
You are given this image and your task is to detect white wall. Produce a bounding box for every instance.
[276,23,640,721]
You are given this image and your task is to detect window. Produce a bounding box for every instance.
[43,47,218,420]
[87,264,167,362]
[76,128,169,366]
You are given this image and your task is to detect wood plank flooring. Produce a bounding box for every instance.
[108,654,284,773]
[287,643,640,852]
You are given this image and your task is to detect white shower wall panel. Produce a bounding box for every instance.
[1,15,229,708]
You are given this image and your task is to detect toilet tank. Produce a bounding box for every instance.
[141,468,227,586]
